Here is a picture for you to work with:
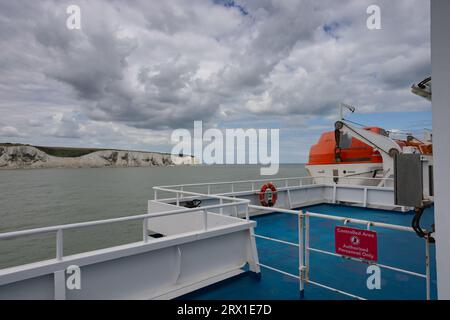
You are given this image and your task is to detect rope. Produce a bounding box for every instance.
[342,118,367,128]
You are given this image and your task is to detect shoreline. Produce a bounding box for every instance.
[0,145,198,170]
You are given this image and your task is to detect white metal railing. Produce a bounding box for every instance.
[155,175,394,199]
[154,175,400,216]
[249,205,431,300]
[0,200,249,263]
[156,176,316,195]
[153,186,250,219]
[157,175,394,189]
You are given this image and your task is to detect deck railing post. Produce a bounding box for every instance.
[176,192,180,206]
[203,209,208,231]
[220,198,223,215]
[154,189,158,201]
[425,236,431,300]
[363,188,368,207]
[305,214,310,281]
[56,229,63,261]
[143,217,149,243]
[298,210,305,297]
[287,189,292,209]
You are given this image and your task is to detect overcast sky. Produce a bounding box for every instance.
[0,0,431,163]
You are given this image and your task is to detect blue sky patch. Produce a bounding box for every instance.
[212,0,248,16]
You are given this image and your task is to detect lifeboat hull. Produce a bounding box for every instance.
[305,163,383,186]
[306,127,387,186]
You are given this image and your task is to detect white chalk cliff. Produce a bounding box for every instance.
[0,145,198,169]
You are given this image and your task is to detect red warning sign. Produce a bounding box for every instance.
[335,226,378,262]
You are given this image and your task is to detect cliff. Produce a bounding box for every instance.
[0,145,197,169]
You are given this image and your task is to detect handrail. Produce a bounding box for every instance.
[156,175,393,190]
[0,201,247,240]
[153,175,394,207]
[248,204,413,233]
[153,186,250,203]
[156,176,315,188]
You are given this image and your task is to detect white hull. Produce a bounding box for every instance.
[305,163,383,186]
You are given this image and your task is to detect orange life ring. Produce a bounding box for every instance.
[259,183,277,207]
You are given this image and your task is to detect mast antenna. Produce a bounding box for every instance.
[339,103,356,120]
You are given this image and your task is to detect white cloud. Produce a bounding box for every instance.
[0,126,22,137]
[0,0,431,161]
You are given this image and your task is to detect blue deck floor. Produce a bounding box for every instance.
[181,204,436,300]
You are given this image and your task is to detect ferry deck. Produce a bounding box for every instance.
[182,204,436,300]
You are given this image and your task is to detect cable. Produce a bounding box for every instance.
[342,170,379,178]
[412,205,435,243]
[342,118,368,128]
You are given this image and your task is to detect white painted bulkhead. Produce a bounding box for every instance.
[431,0,450,300]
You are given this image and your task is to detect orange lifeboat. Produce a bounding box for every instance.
[305,127,386,185]
[305,125,433,186]
[307,127,384,166]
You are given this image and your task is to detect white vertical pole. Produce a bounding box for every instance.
[143,217,149,243]
[426,237,431,300]
[305,214,310,281]
[154,189,158,201]
[203,209,208,231]
[363,188,368,207]
[176,192,179,206]
[333,185,337,204]
[220,198,223,215]
[56,229,63,261]
[298,211,305,296]
[431,0,450,299]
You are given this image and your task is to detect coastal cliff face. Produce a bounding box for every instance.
[0,145,197,169]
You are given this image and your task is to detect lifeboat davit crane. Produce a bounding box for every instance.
[306,103,433,188]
